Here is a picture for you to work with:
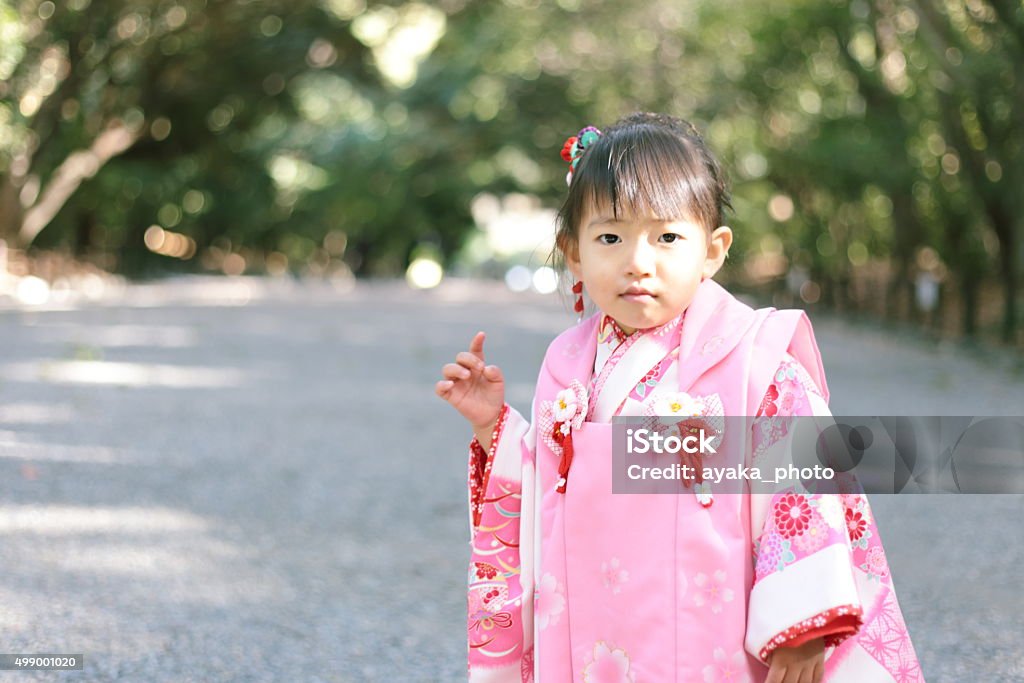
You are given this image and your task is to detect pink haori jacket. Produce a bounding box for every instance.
[465,279,924,682]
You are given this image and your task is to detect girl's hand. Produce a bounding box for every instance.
[766,637,824,683]
[435,332,506,443]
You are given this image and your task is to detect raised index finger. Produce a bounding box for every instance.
[469,331,486,361]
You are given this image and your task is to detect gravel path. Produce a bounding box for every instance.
[0,277,1020,682]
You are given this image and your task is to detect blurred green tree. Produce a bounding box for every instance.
[0,0,1020,342]
[0,0,380,275]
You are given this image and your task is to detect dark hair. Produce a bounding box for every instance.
[554,112,732,263]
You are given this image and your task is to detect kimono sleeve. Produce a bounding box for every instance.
[466,403,537,682]
[745,356,864,665]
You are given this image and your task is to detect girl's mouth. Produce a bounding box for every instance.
[621,292,656,302]
[621,286,655,301]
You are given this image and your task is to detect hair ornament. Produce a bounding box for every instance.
[561,125,602,186]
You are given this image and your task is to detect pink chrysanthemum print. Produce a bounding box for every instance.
[846,506,869,542]
[774,493,814,538]
[521,646,534,682]
[793,514,829,554]
[867,545,889,578]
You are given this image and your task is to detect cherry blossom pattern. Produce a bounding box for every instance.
[468,403,511,528]
[534,572,566,630]
[772,361,815,410]
[840,492,867,510]
[701,334,725,355]
[651,312,683,338]
[757,383,780,418]
[752,357,824,461]
[600,557,630,594]
[538,379,588,493]
[702,647,752,683]
[751,415,791,462]
[758,604,863,663]
[693,570,735,614]
[582,641,636,683]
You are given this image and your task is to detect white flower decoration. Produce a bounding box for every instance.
[694,481,714,507]
[539,379,589,456]
[816,495,846,530]
[552,388,579,422]
[653,391,703,427]
[552,380,588,429]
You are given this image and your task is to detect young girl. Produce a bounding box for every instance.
[436,113,923,683]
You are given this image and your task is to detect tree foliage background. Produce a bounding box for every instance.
[0,0,1021,343]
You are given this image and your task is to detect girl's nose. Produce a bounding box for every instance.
[625,239,656,277]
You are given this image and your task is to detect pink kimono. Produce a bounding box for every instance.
[466,279,923,682]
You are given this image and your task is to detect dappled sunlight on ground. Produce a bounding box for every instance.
[0,360,248,388]
[22,323,201,349]
[0,431,130,464]
[0,401,77,425]
[0,505,208,535]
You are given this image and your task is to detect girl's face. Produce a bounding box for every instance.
[566,203,732,334]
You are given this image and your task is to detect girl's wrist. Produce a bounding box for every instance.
[471,409,504,451]
[471,406,502,433]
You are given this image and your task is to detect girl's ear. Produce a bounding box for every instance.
[560,237,582,281]
[566,253,582,282]
[702,226,733,279]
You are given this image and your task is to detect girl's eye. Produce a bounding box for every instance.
[598,234,620,245]
[659,233,683,243]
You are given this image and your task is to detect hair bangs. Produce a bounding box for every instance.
[554,112,731,268]
[579,131,719,229]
